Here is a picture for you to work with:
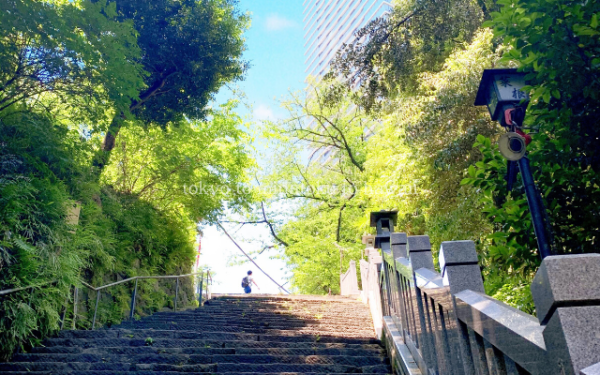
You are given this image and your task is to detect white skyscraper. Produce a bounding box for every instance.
[303,0,392,77]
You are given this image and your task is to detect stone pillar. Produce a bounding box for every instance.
[362,234,375,248]
[407,235,438,371]
[439,241,484,294]
[340,260,360,296]
[530,254,600,375]
[439,240,484,375]
[362,234,379,262]
[391,232,408,260]
[407,235,435,272]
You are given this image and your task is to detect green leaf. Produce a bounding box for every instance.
[518,17,532,28]
[543,90,552,103]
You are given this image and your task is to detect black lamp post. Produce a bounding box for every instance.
[475,69,553,260]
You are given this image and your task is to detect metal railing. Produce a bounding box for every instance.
[0,269,212,331]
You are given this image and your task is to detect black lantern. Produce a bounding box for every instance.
[370,210,398,252]
[474,69,529,123]
[474,69,553,260]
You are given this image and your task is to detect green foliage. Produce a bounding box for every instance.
[102,101,254,222]
[0,0,145,117]
[483,0,600,256]
[252,80,370,293]
[93,0,250,175]
[486,272,535,315]
[0,109,90,358]
[112,0,249,125]
[362,29,499,261]
[0,0,252,358]
[280,0,600,314]
[329,0,488,110]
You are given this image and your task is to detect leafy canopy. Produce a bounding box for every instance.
[0,0,145,117]
[113,0,249,124]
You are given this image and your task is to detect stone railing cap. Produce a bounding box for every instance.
[581,361,600,375]
[531,254,600,325]
[391,232,407,245]
[407,235,431,252]
[439,241,478,271]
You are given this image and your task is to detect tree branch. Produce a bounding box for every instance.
[260,202,289,247]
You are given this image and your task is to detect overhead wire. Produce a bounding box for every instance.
[216,222,290,294]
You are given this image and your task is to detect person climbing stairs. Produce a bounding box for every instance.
[2,295,393,374]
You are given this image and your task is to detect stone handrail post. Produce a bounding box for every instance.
[439,241,484,295]
[392,233,408,259]
[440,240,484,375]
[531,254,600,374]
[340,260,359,296]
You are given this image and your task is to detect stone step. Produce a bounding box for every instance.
[29,345,386,357]
[5,296,389,374]
[210,296,362,303]
[4,372,391,375]
[128,320,371,331]
[12,353,388,366]
[0,361,392,373]
[139,315,371,327]
[158,310,372,319]
[111,322,374,335]
[40,337,383,350]
[203,303,364,310]
[56,329,377,343]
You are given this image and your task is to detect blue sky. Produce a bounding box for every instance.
[202,0,306,294]
[217,0,306,120]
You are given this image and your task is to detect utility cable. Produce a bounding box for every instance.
[217,222,290,294]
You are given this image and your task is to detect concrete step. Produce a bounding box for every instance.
[29,345,386,356]
[4,372,391,375]
[0,361,392,373]
[12,353,389,366]
[6,295,390,374]
[158,310,372,319]
[111,322,374,336]
[40,337,383,350]
[138,314,371,327]
[56,329,378,343]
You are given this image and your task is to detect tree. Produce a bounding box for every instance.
[102,100,255,222]
[327,0,488,110]
[0,0,145,117]
[252,81,371,293]
[93,0,249,174]
[0,0,252,355]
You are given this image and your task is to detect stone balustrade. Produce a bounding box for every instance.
[355,231,600,375]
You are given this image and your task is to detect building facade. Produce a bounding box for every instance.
[303,0,392,78]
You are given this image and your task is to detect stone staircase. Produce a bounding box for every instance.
[2,295,393,374]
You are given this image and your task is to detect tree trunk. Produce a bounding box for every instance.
[92,114,124,180]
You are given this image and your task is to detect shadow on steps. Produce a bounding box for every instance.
[3,295,393,374]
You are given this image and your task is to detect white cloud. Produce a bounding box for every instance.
[253,104,276,121]
[265,14,297,31]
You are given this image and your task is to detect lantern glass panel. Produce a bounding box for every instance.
[494,74,528,102]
